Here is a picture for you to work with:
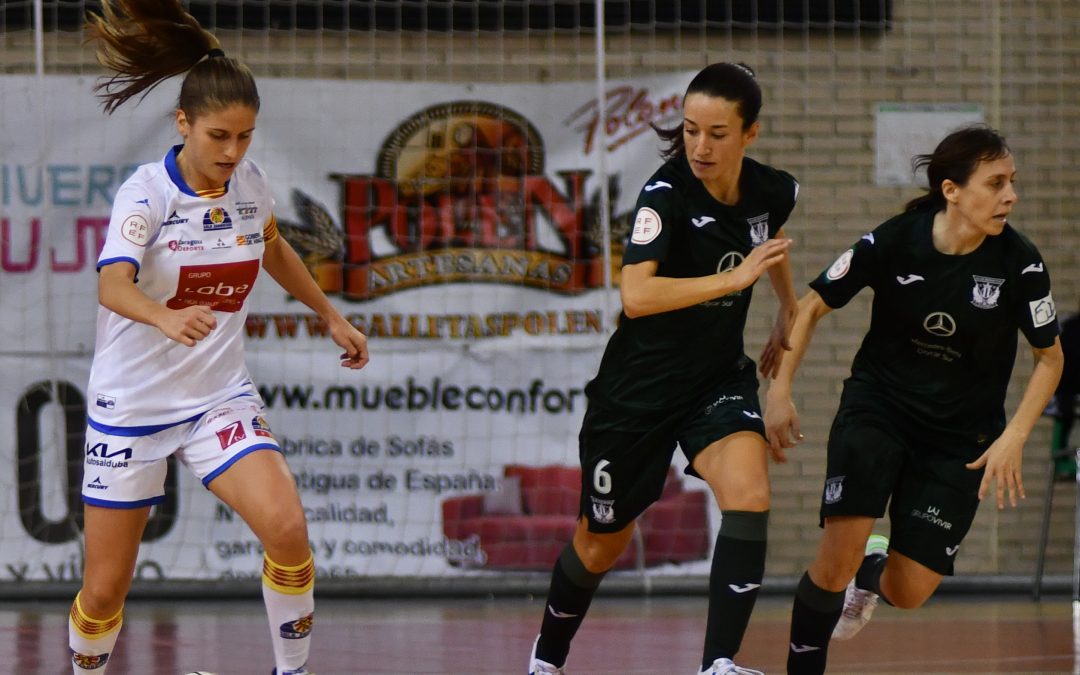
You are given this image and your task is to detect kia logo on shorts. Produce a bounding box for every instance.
[923,311,956,337]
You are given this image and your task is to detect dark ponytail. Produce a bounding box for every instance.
[904,124,1010,212]
[86,0,259,118]
[653,62,762,160]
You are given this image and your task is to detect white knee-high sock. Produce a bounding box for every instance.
[69,592,123,674]
[262,553,315,675]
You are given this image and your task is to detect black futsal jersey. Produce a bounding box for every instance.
[811,208,1059,448]
[585,154,798,414]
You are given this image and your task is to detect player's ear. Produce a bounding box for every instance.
[175,109,190,139]
[743,120,760,146]
[941,178,961,204]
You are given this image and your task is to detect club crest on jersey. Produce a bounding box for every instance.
[280,612,314,639]
[71,650,110,669]
[825,249,854,281]
[252,415,274,437]
[631,207,662,244]
[590,496,615,524]
[747,213,769,246]
[203,207,233,231]
[970,275,1004,309]
[824,476,845,504]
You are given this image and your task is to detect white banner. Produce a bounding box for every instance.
[0,73,715,581]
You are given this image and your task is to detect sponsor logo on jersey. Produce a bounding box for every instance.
[971,275,1004,309]
[590,496,616,524]
[825,248,854,280]
[211,238,232,250]
[861,232,875,245]
[252,415,274,437]
[704,393,744,415]
[747,213,769,246]
[167,260,260,313]
[643,180,672,192]
[236,201,259,220]
[896,274,924,285]
[85,442,132,468]
[162,210,189,227]
[1021,262,1044,275]
[1030,292,1056,327]
[71,650,110,669]
[910,505,953,530]
[121,214,150,246]
[631,207,662,244]
[204,406,237,425]
[95,394,116,410]
[236,232,264,246]
[168,238,205,252]
[824,476,844,504]
[86,476,108,490]
[216,420,248,450]
[203,206,234,231]
[946,544,960,556]
[923,312,956,337]
[691,215,715,228]
[279,612,314,639]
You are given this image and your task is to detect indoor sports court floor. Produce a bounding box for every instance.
[2,593,1074,674]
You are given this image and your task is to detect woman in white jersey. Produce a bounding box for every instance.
[69,2,368,674]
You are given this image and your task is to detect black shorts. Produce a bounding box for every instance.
[819,405,987,575]
[578,362,765,533]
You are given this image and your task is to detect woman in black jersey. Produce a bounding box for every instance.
[768,125,1063,675]
[528,63,799,675]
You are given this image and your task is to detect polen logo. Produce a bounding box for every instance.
[280,101,610,301]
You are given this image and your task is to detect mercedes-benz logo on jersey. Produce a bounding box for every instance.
[923,312,956,337]
[717,251,744,274]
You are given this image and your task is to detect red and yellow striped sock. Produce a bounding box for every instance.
[68,592,123,674]
[262,554,315,674]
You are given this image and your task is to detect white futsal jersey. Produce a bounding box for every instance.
[87,145,279,437]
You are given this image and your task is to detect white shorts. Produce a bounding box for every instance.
[82,396,281,509]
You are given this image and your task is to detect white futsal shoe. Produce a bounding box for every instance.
[528,635,566,674]
[697,657,764,675]
[832,533,889,641]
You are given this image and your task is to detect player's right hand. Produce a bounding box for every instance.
[158,305,217,346]
[731,238,792,290]
[764,391,802,463]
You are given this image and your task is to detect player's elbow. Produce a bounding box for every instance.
[620,288,650,319]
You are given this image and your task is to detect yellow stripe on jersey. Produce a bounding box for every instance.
[263,213,279,244]
[69,593,123,640]
[195,187,227,199]
[262,553,315,595]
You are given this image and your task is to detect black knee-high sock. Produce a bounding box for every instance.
[701,510,768,669]
[535,544,606,666]
[787,571,846,675]
[855,552,892,604]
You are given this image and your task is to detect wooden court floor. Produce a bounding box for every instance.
[1,593,1074,674]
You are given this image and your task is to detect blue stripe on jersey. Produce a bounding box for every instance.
[202,443,282,487]
[88,411,204,436]
[82,495,166,509]
[165,144,231,197]
[96,256,141,274]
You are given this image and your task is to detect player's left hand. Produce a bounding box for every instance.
[759,303,797,378]
[330,317,369,369]
[966,430,1026,509]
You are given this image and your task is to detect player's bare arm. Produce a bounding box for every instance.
[98,261,216,347]
[621,237,791,318]
[967,338,1064,508]
[262,234,369,369]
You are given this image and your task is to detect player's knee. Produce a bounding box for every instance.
[713,478,770,511]
[573,524,632,572]
[882,581,934,609]
[257,506,309,555]
[76,581,128,618]
[809,552,863,591]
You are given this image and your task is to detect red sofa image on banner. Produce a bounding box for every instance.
[441,464,710,570]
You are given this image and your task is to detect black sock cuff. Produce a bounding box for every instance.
[796,571,845,613]
[718,510,769,542]
[855,553,888,598]
[558,544,605,589]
